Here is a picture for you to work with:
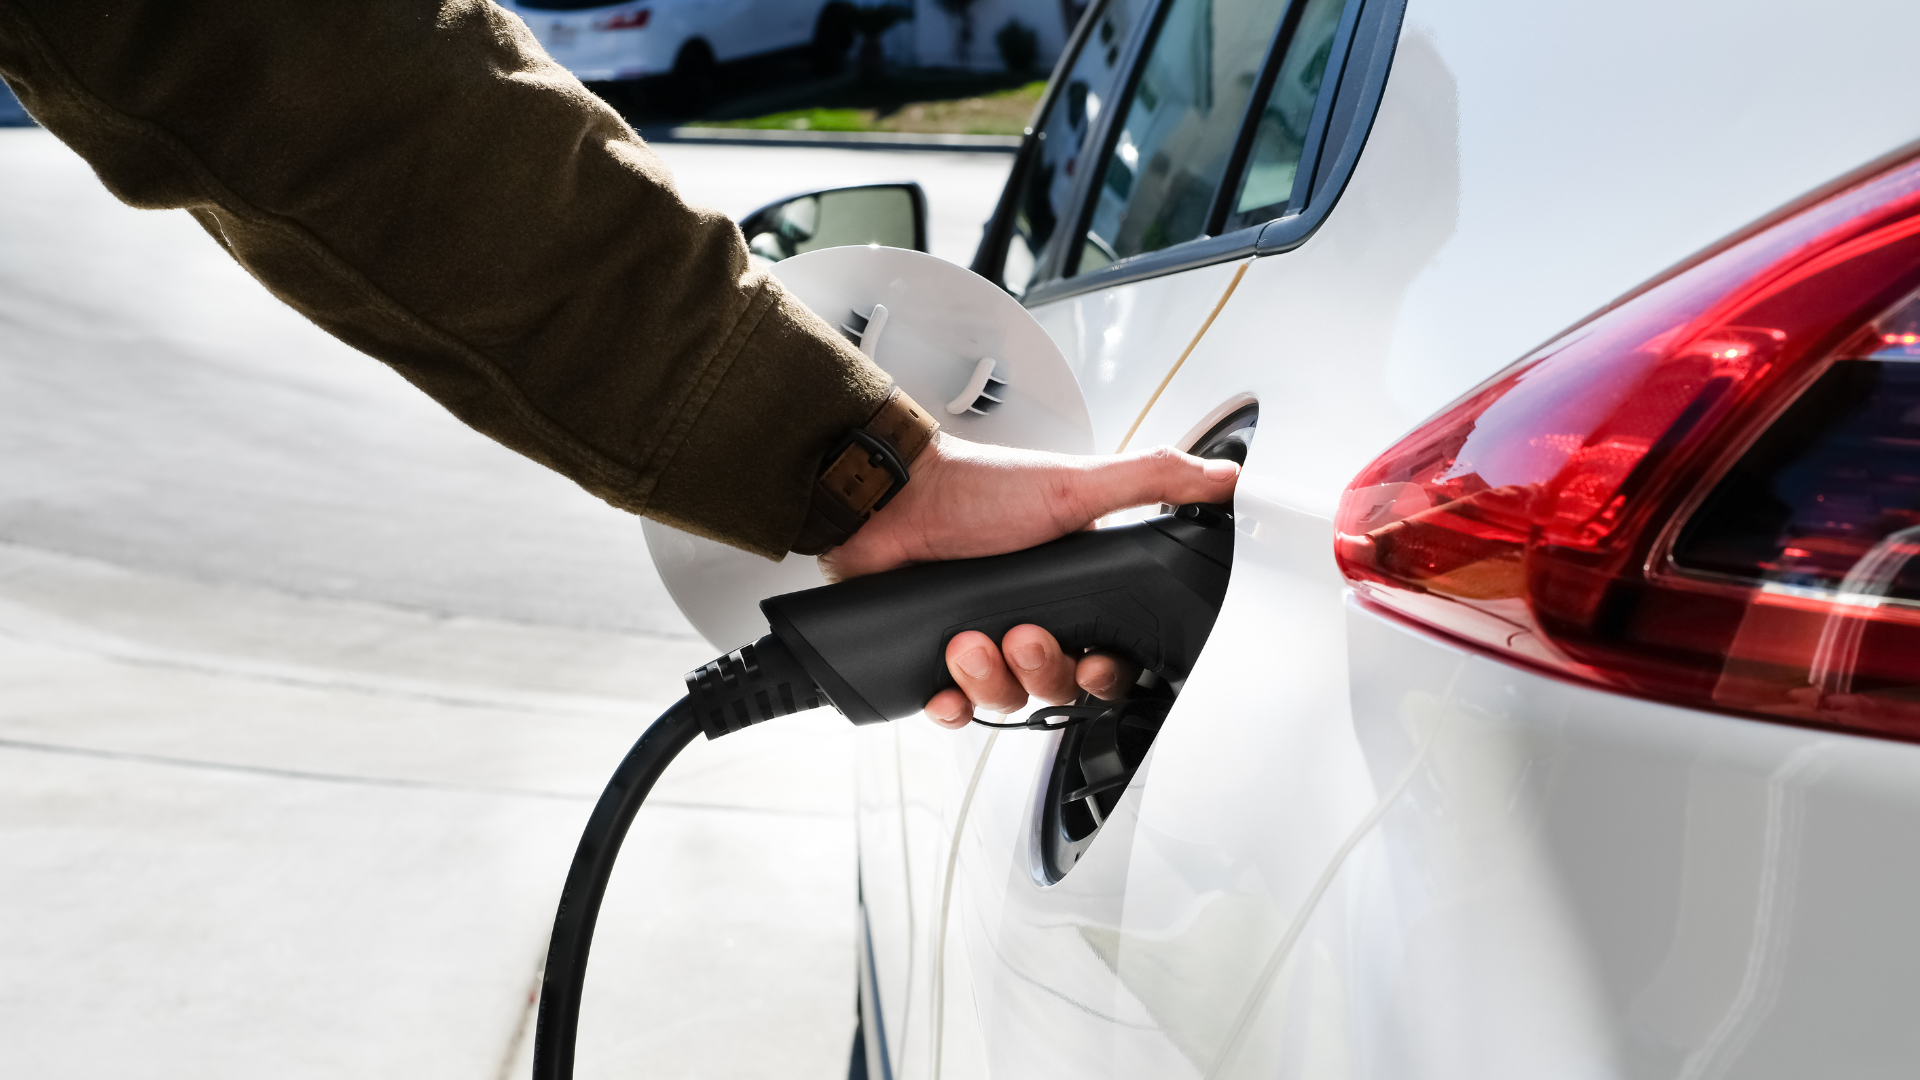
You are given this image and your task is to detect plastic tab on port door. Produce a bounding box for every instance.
[643,246,1096,651]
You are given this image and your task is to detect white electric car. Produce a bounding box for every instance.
[504,0,850,97]
[670,0,1920,1076]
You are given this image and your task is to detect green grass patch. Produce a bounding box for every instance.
[697,80,1045,136]
[709,108,877,132]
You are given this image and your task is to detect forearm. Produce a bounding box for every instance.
[0,0,889,557]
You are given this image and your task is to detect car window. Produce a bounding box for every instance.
[1071,0,1290,277]
[1000,0,1153,297]
[1225,0,1346,227]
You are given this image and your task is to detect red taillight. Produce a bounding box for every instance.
[1337,154,1920,740]
[596,8,649,30]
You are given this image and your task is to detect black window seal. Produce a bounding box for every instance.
[968,0,1119,283]
[1022,0,1172,287]
[1022,224,1267,306]
[1052,0,1186,283]
[1011,0,1408,308]
[1206,0,1325,236]
[1259,0,1402,254]
[1219,0,1365,234]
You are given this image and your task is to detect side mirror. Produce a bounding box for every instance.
[738,182,928,265]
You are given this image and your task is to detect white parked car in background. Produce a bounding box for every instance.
[505,0,851,105]
[661,0,1920,1075]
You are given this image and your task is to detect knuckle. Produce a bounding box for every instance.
[1144,445,1186,470]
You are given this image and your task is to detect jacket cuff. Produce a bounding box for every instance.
[640,274,893,560]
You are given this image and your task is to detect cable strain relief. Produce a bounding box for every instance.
[683,633,824,739]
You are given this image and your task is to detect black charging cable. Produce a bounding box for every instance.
[531,634,822,1080]
[530,696,700,1080]
[529,634,1173,1078]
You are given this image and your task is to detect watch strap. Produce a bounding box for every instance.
[791,387,938,555]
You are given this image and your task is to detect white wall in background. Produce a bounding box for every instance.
[903,0,1077,74]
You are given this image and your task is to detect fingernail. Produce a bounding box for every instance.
[1084,672,1116,696]
[1203,459,1239,481]
[957,647,992,680]
[1009,643,1046,672]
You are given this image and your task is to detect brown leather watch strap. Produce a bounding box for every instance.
[791,388,938,555]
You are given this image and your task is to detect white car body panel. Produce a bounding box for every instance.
[851,0,1920,1077]
[507,0,827,81]
[1028,260,1246,453]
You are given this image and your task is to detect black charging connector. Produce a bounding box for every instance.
[532,505,1235,1080]
[765,509,1231,723]
[683,634,821,738]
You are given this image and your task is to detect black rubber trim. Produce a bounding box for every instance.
[969,0,1119,282]
[982,0,1168,290]
[1256,0,1406,255]
[1052,0,1185,283]
[1021,224,1266,306]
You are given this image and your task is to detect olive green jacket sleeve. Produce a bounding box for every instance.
[0,0,893,559]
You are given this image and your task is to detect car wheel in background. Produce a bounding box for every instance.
[666,40,718,115]
[811,3,856,77]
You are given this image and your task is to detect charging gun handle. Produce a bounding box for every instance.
[759,505,1233,724]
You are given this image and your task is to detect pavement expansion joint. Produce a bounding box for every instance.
[0,735,853,816]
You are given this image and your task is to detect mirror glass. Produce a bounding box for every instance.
[740,184,923,266]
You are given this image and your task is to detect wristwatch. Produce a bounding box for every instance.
[791,387,939,555]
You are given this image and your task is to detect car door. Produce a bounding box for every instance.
[853,0,1405,1077]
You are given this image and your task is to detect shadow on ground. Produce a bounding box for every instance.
[592,61,1039,133]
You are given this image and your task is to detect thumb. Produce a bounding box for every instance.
[1078,446,1239,519]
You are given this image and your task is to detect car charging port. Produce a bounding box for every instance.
[1037,405,1256,882]
[1039,684,1174,879]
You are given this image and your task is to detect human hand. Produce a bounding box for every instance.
[815,433,1239,728]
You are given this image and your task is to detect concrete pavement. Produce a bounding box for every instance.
[0,127,1012,1078]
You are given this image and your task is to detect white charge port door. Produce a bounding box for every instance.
[642,245,1095,652]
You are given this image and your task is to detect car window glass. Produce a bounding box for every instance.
[1001,0,1152,296]
[1073,0,1289,276]
[1229,0,1345,222]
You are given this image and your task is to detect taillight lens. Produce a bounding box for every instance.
[1337,154,1920,740]
[596,8,649,30]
